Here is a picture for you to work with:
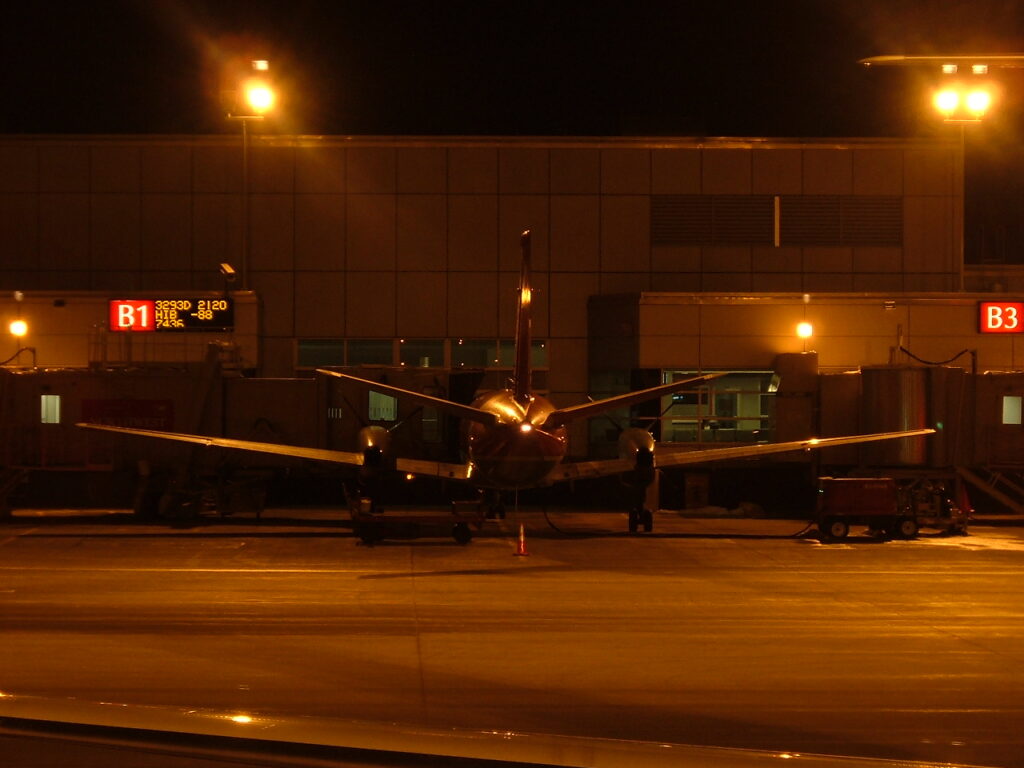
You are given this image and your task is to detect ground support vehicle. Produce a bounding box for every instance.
[816,475,968,542]
[347,496,484,545]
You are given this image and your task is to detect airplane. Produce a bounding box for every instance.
[79,230,933,535]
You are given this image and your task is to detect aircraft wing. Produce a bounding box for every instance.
[653,428,935,468]
[317,369,498,426]
[76,423,366,466]
[546,428,934,481]
[543,373,724,429]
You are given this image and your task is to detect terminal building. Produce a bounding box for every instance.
[1,133,1023,513]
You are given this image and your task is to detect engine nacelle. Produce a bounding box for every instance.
[618,428,656,469]
[358,426,391,469]
[614,430,655,495]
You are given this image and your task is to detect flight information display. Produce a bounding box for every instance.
[109,298,235,332]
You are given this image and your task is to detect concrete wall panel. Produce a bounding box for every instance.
[853,149,902,195]
[249,146,294,193]
[347,147,396,193]
[752,148,802,194]
[499,149,548,194]
[447,271,498,337]
[141,146,192,193]
[551,195,599,271]
[294,271,344,336]
[346,194,396,270]
[141,194,191,272]
[449,148,497,194]
[192,146,239,193]
[192,194,240,274]
[91,195,140,271]
[397,271,446,337]
[345,271,395,337]
[397,194,446,271]
[397,147,446,193]
[0,195,38,269]
[250,271,294,336]
[601,195,650,272]
[249,194,294,271]
[549,272,599,338]
[295,146,345,193]
[499,195,548,271]
[0,146,38,192]
[295,194,344,271]
[701,150,751,194]
[802,149,852,194]
[601,149,649,194]
[448,195,497,270]
[904,196,954,273]
[905,147,956,195]
[652,149,701,194]
[550,149,599,193]
[39,146,89,193]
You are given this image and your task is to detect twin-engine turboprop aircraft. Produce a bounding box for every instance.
[79,230,932,533]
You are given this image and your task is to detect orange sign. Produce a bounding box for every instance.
[109,300,155,332]
[979,301,1024,333]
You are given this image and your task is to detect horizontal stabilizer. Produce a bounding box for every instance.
[77,423,366,466]
[317,369,498,426]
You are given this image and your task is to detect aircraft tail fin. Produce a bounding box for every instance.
[512,229,533,405]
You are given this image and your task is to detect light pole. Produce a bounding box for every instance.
[860,54,1024,291]
[225,60,276,291]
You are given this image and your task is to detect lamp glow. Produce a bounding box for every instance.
[9,320,27,337]
[966,88,992,116]
[933,88,959,115]
[243,80,275,113]
[796,322,813,339]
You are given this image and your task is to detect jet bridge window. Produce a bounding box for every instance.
[1002,395,1022,425]
[40,394,61,424]
[368,391,397,422]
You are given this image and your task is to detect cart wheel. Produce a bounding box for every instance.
[357,525,381,546]
[821,518,849,540]
[894,517,919,540]
[452,522,472,544]
[641,508,654,533]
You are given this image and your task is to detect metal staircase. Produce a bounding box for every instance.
[956,466,1024,515]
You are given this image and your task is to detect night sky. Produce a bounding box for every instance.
[3,0,1024,139]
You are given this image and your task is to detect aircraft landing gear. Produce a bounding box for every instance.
[481,490,505,519]
[628,507,653,533]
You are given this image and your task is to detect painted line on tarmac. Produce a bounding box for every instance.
[0,528,37,547]
[0,566,406,574]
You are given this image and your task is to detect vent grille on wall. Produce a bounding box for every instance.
[652,195,774,246]
[652,194,902,247]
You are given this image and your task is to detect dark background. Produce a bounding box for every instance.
[3,0,1024,137]
[2,0,1024,262]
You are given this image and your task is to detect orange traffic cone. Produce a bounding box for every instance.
[514,523,529,556]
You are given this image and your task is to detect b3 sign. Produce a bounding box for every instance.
[979,301,1024,333]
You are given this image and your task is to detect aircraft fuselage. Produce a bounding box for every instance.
[465,390,567,489]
